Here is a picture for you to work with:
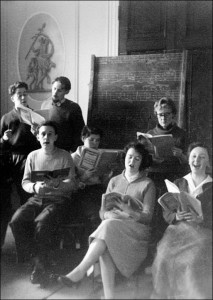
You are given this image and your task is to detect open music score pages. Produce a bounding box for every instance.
[31,167,70,182]
[165,179,180,193]
[78,148,100,171]
[78,148,122,176]
[17,104,49,126]
[102,192,143,213]
[158,179,202,217]
[136,132,175,160]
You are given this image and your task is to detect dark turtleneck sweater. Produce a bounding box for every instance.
[148,123,187,152]
[147,123,188,174]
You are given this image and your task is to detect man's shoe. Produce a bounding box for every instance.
[46,271,59,284]
[30,268,46,284]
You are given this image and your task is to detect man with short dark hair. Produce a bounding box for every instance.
[9,121,77,286]
[0,81,39,205]
[41,76,85,152]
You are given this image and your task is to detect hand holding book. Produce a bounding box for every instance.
[176,209,203,223]
[31,168,70,183]
[102,192,143,222]
[136,132,175,160]
[17,104,45,126]
[104,209,130,220]
[102,192,143,214]
[158,179,203,219]
[80,168,97,181]
[33,181,53,195]
[42,176,60,189]
[78,148,123,177]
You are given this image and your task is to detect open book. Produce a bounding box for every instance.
[158,179,202,217]
[101,192,143,213]
[17,104,49,127]
[137,132,175,160]
[31,167,70,182]
[78,147,123,176]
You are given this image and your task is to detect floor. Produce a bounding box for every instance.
[1,225,154,299]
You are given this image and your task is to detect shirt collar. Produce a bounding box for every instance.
[184,173,212,197]
[123,170,145,183]
[52,98,66,107]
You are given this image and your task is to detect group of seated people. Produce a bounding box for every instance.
[0,79,212,299]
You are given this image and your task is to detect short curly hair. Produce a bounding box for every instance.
[154,97,177,116]
[52,76,71,91]
[187,141,211,159]
[81,125,103,139]
[37,120,58,135]
[8,81,28,96]
[124,141,153,171]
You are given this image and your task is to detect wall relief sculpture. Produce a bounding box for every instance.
[25,23,56,91]
[18,13,65,101]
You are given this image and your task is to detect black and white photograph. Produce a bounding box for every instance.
[1,1,212,299]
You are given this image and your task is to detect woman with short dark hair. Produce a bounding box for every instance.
[57,141,156,299]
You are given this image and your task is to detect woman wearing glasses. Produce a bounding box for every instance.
[148,97,187,165]
[144,97,188,187]
[139,97,189,244]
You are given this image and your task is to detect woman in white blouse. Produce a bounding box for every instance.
[151,141,212,299]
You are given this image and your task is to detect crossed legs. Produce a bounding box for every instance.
[65,238,116,299]
[100,249,116,299]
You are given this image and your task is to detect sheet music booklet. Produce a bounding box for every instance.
[31,167,70,182]
[17,104,49,127]
[78,147,123,176]
[158,179,202,217]
[136,131,175,160]
[101,192,143,213]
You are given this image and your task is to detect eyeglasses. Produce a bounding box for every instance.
[157,112,172,118]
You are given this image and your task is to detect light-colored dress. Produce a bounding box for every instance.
[89,171,156,277]
[151,174,212,299]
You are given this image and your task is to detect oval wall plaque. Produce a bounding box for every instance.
[18,12,65,101]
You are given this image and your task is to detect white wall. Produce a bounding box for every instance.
[77,1,118,122]
[1,1,119,122]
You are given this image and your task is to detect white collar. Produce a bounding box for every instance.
[184,173,212,197]
[125,171,140,183]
